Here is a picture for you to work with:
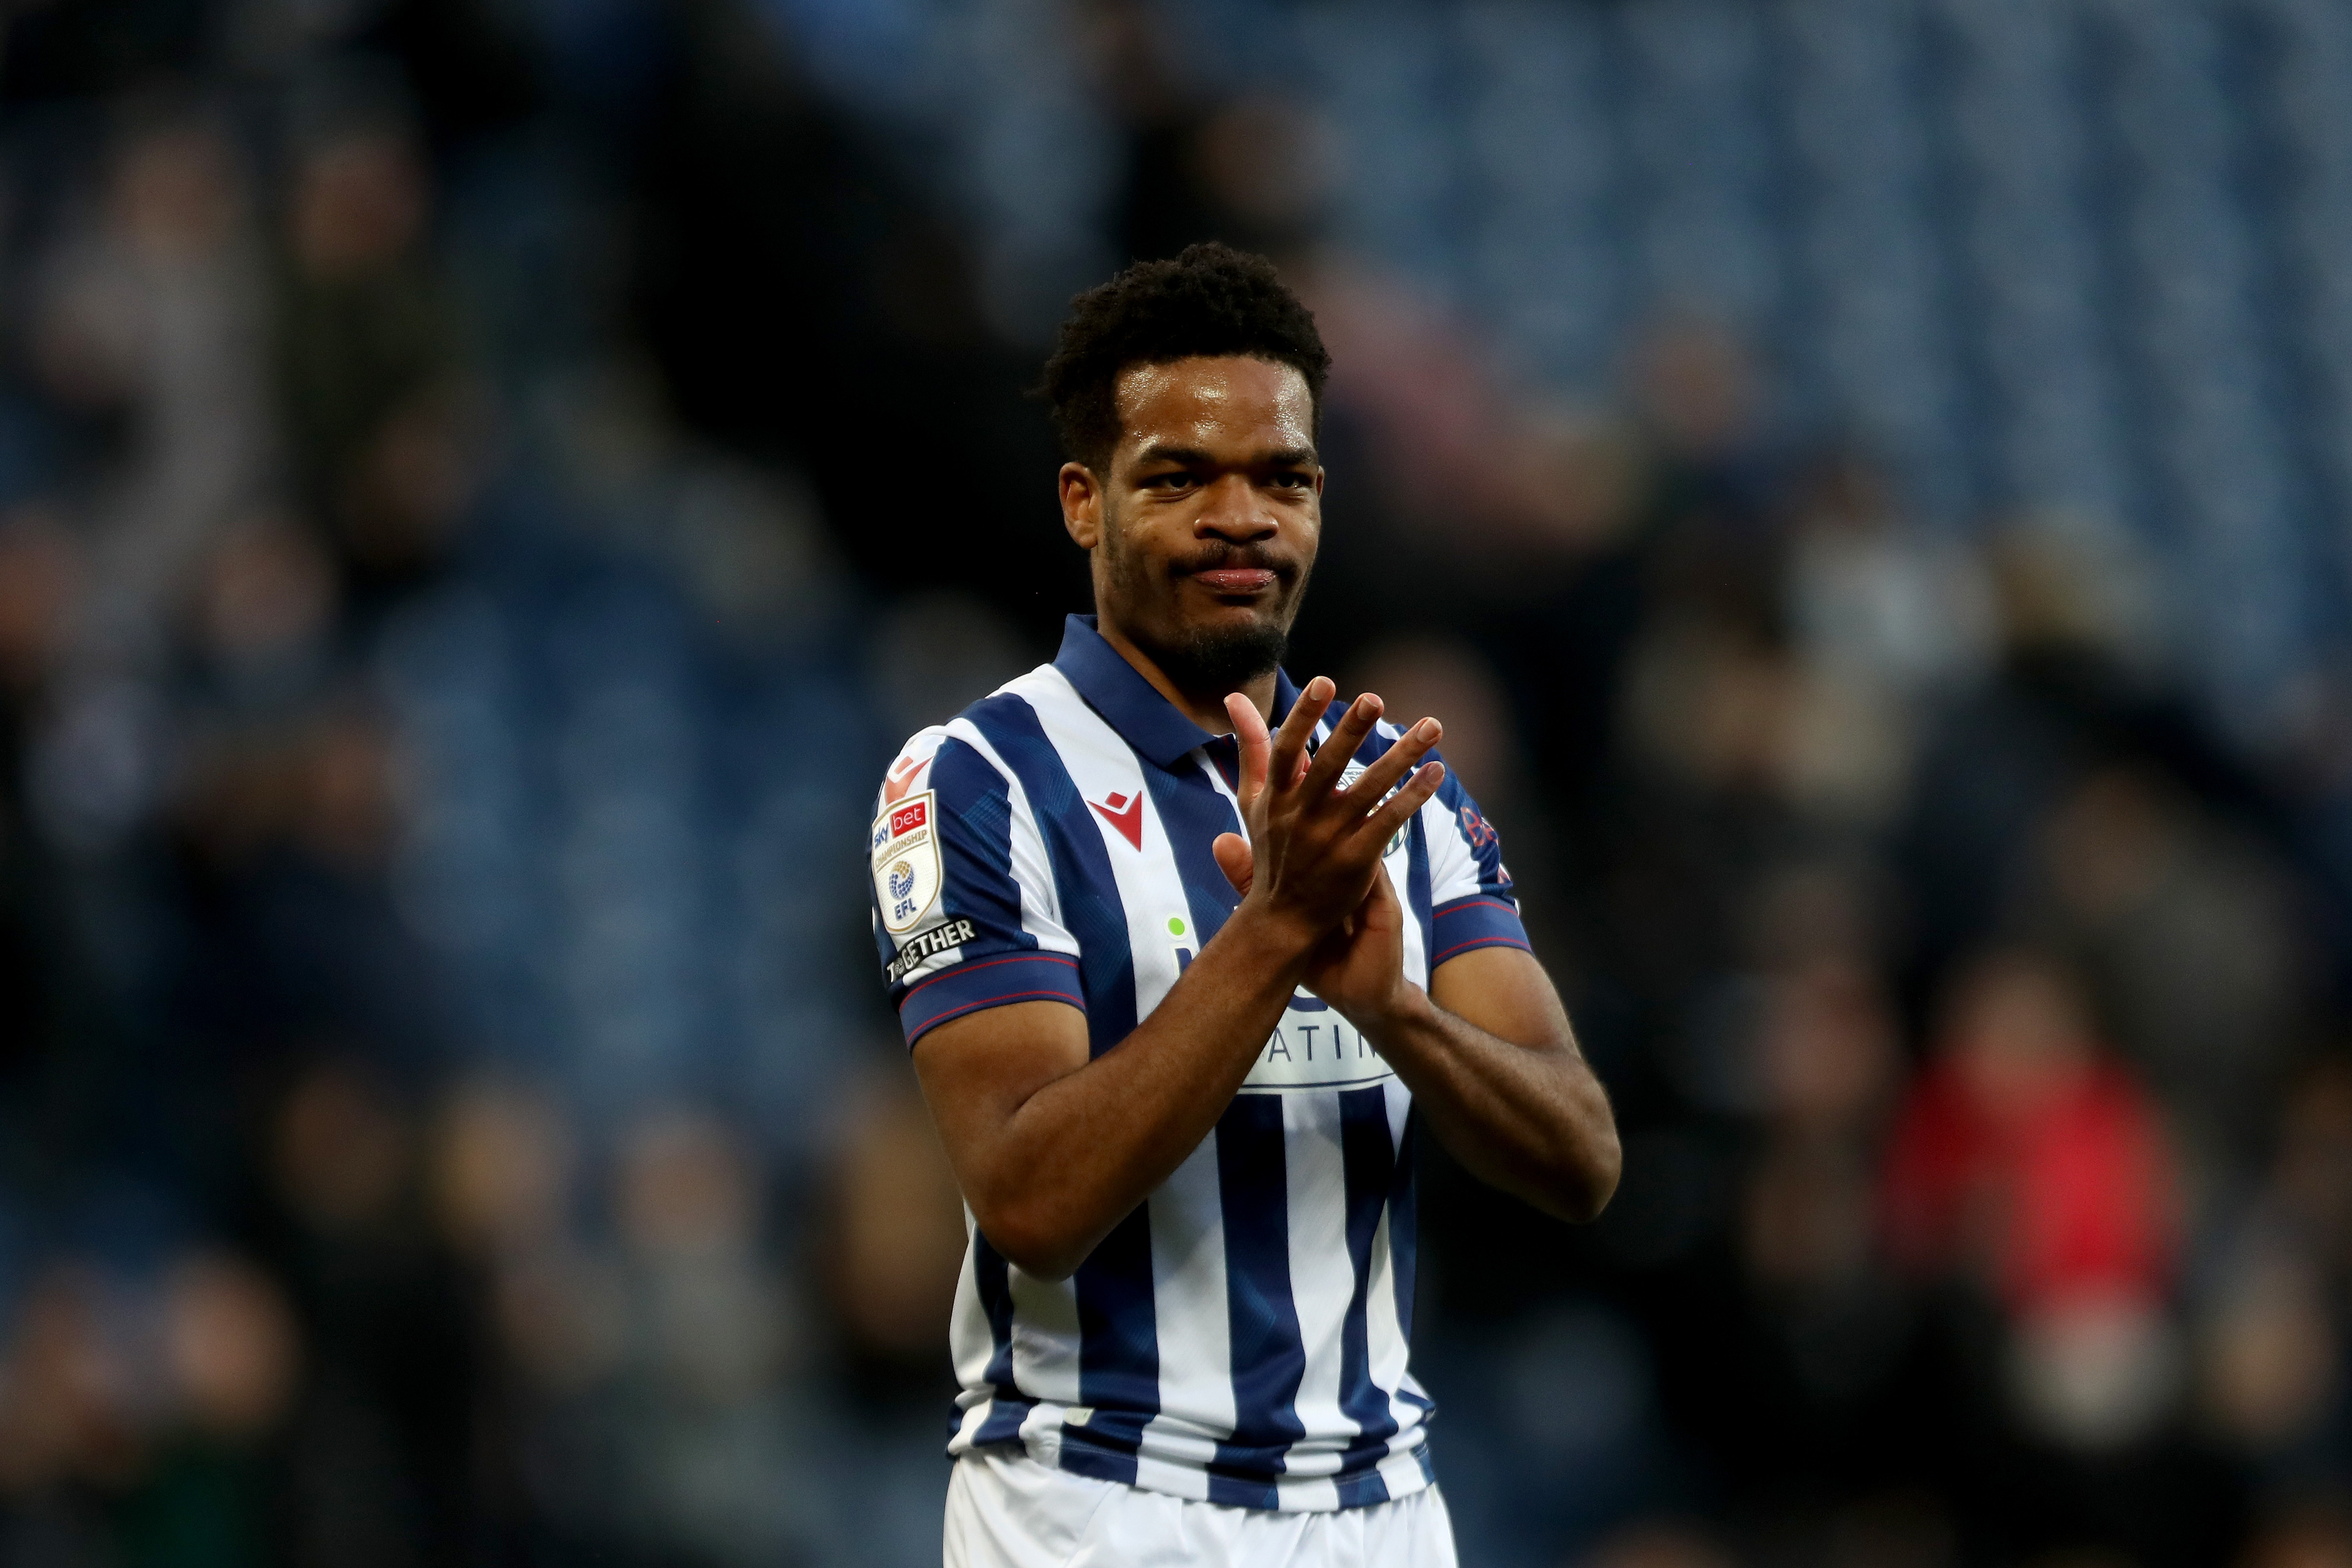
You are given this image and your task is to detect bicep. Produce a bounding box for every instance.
[1428,944,1570,1052]
[910,999,1091,1194]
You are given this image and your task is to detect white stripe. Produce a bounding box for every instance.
[1364,1080,1420,1453]
[1281,1091,1362,1475]
[1007,1265,1082,1405]
[1144,1141,1236,1456]
[949,1208,995,1391]
[947,1211,1000,1453]
[1418,780,1483,908]
[1013,668,1250,1468]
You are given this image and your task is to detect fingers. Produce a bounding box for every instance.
[1358,761,1446,850]
[1298,691,1384,801]
[1266,677,1332,801]
[1337,717,1442,815]
[1224,691,1272,807]
[1211,832,1254,895]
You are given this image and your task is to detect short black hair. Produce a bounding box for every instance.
[1040,242,1331,474]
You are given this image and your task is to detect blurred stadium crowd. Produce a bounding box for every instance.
[0,0,2351,1566]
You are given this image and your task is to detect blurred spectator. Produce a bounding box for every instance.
[120,1250,302,1562]
[1580,1519,1737,1568]
[265,1056,478,1565]
[31,106,274,674]
[1883,951,2180,1452]
[1783,448,1995,708]
[2029,765,2307,1183]
[273,107,472,597]
[2190,1056,2352,1499]
[2239,1504,2352,1568]
[823,1073,964,1369]
[603,1107,810,1563]
[0,1265,142,1516]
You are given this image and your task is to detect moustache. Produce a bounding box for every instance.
[1168,545,1301,582]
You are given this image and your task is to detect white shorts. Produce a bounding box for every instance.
[942,1448,1460,1568]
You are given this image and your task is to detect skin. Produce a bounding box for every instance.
[911,354,1621,1281]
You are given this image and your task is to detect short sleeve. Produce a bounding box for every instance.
[1421,763,1531,968]
[871,730,1085,1046]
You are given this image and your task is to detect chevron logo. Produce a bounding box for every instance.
[1089,790,1144,850]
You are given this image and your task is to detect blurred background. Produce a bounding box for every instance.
[0,0,2351,1564]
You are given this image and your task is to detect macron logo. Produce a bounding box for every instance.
[1089,790,1144,850]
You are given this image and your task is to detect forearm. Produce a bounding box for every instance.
[1362,987,1620,1222]
[963,904,1310,1277]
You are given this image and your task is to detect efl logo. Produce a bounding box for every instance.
[870,788,941,935]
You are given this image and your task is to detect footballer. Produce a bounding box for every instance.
[868,243,1621,1567]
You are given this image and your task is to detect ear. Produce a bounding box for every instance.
[1059,462,1105,551]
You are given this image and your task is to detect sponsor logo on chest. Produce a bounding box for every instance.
[1239,992,1397,1094]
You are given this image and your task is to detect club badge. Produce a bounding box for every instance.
[1338,760,1411,858]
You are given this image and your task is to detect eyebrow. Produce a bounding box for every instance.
[1133,443,1320,468]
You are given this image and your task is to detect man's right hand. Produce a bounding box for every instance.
[1211,677,1447,956]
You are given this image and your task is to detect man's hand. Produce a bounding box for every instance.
[1214,826,1422,1030]
[1210,679,1444,964]
[911,678,1442,1281]
[1211,688,1621,1224]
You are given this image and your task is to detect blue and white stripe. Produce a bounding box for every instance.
[873,616,1528,1513]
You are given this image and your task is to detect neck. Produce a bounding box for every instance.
[1094,616,1279,733]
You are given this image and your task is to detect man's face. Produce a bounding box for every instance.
[1061,355,1322,692]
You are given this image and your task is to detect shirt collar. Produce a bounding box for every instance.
[1053,614,1303,769]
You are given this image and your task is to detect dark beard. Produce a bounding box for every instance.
[1151,618,1289,693]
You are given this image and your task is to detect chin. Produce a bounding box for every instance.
[1155,612,1290,691]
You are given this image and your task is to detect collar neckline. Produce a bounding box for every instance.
[1052,614,1303,768]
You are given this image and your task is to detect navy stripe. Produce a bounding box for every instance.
[1406,806,1436,966]
[1058,1435,1141,1486]
[930,738,1025,927]
[898,953,1086,1043]
[1389,1112,1422,1358]
[1427,893,1532,969]
[1336,1086,1404,1456]
[969,1236,1033,1446]
[1071,1204,1159,1476]
[1139,752,1247,957]
[964,695,1137,1057]
[894,739,1032,974]
[963,693,1161,1467]
[1213,1094,1307,1497]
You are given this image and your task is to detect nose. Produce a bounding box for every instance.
[1194,473,1278,542]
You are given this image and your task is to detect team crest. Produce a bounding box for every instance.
[871,789,943,934]
[1338,760,1411,857]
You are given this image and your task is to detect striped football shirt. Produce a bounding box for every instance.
[869,614,1528,1512]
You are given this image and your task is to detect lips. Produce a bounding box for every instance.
[1191,568,1278,593]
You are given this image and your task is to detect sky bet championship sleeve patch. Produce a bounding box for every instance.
[872,789,943,935]
[886,917,977,986]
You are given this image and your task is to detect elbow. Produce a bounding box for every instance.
[970,1198,1090,1283]
[1538,1125,1622,1225]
